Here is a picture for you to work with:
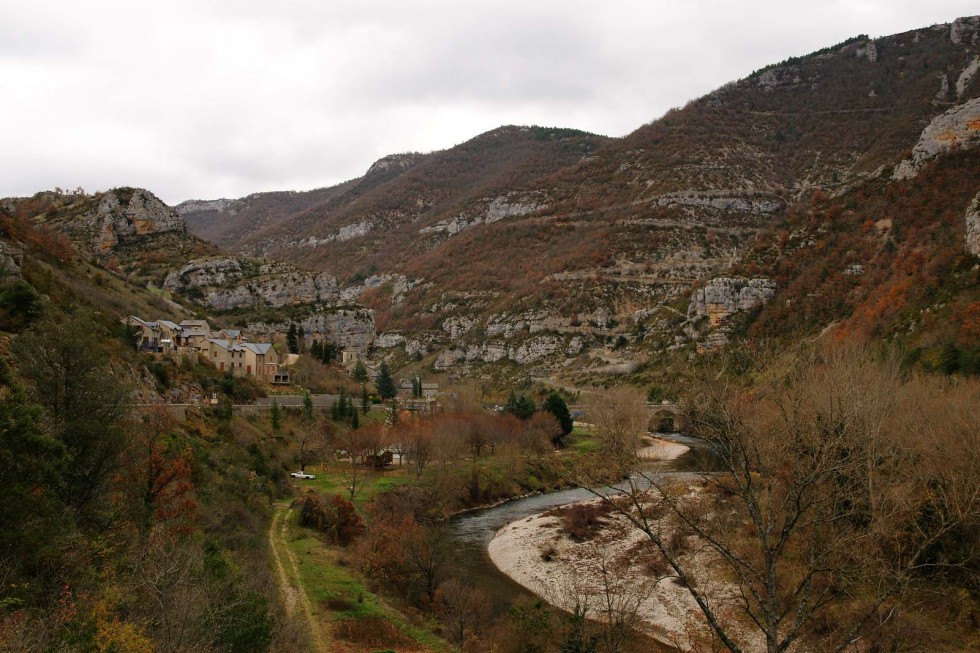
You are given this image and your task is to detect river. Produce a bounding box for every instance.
[449,433,719,614]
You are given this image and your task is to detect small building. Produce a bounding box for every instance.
[177,320,212,348]
[341,349,359,365]
[216,328,244,344]
[125,316,162,352]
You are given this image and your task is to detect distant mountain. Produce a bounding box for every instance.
[173,17,979,382]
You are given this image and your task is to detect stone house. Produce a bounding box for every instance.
[398,379,440,399]
[125,316,185,353]
[125,315,290,384]
[125,316,165,352]
[176,319,212,347]
[199,338,289,384]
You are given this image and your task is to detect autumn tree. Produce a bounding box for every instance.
[561,345,980,653]
[13,311,132,516]
[116,407,197,540]
[405,420,434,477]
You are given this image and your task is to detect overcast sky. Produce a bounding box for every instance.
[1,1,975,205]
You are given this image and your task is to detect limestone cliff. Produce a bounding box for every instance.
[687,277,777,327]
[33,187,187,256]
[966,191,980,257]
[164,257,338,311]
[249,307,375,353]
[893,97,980,179]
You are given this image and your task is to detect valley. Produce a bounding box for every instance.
[0,13,978,653]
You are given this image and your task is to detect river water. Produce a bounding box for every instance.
[449,433,718,614]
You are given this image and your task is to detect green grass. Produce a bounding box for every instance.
[283,509,448,650]
[567,426,600,453]
[292,462,413,508]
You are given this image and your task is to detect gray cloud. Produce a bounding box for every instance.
[0,0,976,204]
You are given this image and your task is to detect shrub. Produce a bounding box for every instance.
[550,502,610,542]
[299,490,327,530]
[325,494,365,546]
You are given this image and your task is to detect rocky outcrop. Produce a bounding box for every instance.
[297,220,372,247]
[250,307,376,354]
[651,190,784,215]
[893,98,980,179]
[0,241,23,277]
[966,192,980,256]
[433,333,578,369]
[687,277,776,327]
[951,16,979,45]
[421,193,543,237]
[956,56,980,98]
[855,40,878,64]
[442,316,476,340]
[375,332,406,348]
[365,153,422,178]
[164,257,338,310]
[175,198,235,216]
[41,188,186,256]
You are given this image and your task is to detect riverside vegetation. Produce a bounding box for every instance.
[1,14,979,653]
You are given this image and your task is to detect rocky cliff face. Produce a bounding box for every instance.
[687,277,777,327]
[34,187,187,256]
[249,307,375,353]
[0,241,23,277]
[164,257,338,310]
[893,97,980,179]
[966,191,980,257]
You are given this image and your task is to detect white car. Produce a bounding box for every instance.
[290,471,316,479]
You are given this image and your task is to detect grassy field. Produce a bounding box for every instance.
[291,460,414,507]
[278,505,448,652]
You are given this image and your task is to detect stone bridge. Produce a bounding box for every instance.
[567,402,689,433]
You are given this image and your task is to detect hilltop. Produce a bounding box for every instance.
[176,17,980,383]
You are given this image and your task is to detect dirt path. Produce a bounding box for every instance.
[269,503,330,653]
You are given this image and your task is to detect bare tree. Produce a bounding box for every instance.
[437,578,492,646]
[560,345,979,653]
[404,420,434,478]
[337,425,376,501]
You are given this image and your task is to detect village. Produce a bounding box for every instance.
[123,314,442,411]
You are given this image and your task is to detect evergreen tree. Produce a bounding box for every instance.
[286,323,299,354]
[322,341,336,364]
[310,340,323,361]
[347,395,355,418]
[543,391,574,436]
[353,360,368,383]
[505,391,536,420]
[361,385,370,415]
[270,399,282,431]
[939,341,961,375]
[303,391,314,422]
[350,409,359,430]
[377,363,397,401]
[337,387,348,419]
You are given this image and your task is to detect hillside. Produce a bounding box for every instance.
[176,17,980,382]
[1,187,379,353]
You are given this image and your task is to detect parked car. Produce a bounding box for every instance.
[290,471,316,479]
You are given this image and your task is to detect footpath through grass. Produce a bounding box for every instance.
[280,503,448,653]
